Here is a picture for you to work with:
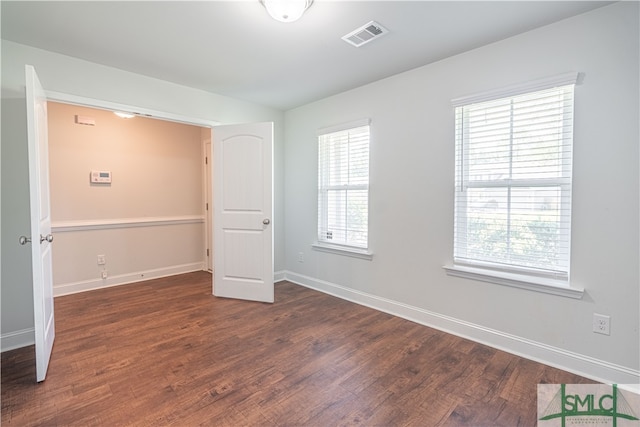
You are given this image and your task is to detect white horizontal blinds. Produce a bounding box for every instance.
[454,84,574,279]
[318,124,370,248]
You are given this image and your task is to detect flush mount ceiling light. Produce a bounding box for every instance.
[114,111,135,119]
[260,0,313,23]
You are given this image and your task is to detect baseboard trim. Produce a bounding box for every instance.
[1,328,35,352]
[54,262,205,297]
[282,270,639,386]
[274,270,286,282]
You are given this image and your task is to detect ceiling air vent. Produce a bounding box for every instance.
[342,21,388,47]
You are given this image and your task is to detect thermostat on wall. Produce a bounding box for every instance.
[90,170,112,184]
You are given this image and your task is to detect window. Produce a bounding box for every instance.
[316,119,370,253]
[452,75,577,285]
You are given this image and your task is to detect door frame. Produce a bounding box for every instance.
[203,139,213,272]
[45,90,220,272]
[46,91,220,129]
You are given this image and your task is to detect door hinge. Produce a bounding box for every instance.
[206,202,208,211]
[205,156,208,165]
[207,249,210,256]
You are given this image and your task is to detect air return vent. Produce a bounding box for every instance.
[342,21,388,47]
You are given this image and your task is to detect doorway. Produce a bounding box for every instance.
[204,139,213,272]
[29,77,274,382]
[46,99,213,296]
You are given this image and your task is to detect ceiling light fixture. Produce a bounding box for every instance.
[260,0,313,23]
[114,111,135,119]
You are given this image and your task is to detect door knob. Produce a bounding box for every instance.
[263,219,270,225]
[19,236,31,245]
[40,234,54,243]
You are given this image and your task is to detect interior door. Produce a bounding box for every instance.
[213,122,274,303]
[25,65,56,382]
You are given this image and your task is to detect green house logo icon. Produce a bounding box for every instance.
[539,384,639,426]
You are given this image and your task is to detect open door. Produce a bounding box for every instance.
[213,122,274,303]
[25,65,55,382]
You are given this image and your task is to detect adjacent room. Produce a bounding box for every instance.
[47,102,211,296]
[1,1,638,425]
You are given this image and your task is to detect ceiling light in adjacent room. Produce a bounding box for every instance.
[114,111,135,119]
[261,0,313,23]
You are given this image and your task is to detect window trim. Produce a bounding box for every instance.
[443,264,584,299]
[317,118,371,137]
[312,242,373,260]
[316,118,371,252]
[449,73,582,297]
[451,72,580,107]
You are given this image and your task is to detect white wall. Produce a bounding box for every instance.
[48,102,206,295]
[283,2,639,384]
[1,40,284,350]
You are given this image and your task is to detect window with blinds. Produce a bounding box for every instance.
[317,121,370,249]
[453,82,575,280]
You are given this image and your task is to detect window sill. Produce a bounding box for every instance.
[443,264,584,299]
[312,243,373,260]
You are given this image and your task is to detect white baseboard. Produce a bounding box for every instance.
[274,270,286,282]
[282,270,640,386]
[1,328,35,352]
[53,262,205,297]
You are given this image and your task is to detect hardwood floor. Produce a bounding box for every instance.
[2,271,595,426]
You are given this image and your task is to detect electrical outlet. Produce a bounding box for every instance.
[97,254,106,265]
[101,270,108,280]
[593,313,610,335]
[298,252,304,263]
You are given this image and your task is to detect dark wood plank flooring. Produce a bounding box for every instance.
[1,271,596,426]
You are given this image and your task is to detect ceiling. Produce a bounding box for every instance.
[1,1,613,111]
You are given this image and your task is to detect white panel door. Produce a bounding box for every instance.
[25,65,55,382]
[213,123,273,303]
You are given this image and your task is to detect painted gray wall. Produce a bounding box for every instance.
[1,40,285,347]
[283,2,639,373]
